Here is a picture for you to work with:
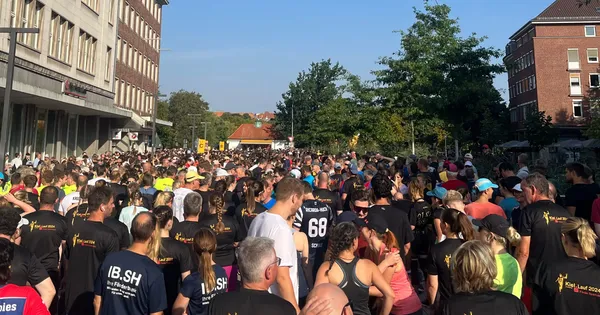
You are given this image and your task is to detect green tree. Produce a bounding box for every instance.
[525,110,558,151]
[273,59,347,147]
[155,97,175,148]
[166,90,210,148]
[374,3,507,147]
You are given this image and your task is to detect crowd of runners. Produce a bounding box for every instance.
[0,148,599,315]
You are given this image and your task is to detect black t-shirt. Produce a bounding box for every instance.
[564,183,600,221]
[158,237,194,315]
[341,176,361,211]
[533,257,600,315]
[252,167,263,180]
[412,199,434,256]
[94,250,167,315]
[180,267,228,315]
[104,217,131,250]
[195,190,213,215]
[199,213,244,266]
[440,291,528,315]
[426,238,463,303]
[65,220,120,314]
[26,192,40,210]
[9,244,49,286]
[65,203,91,229]
[294,199,334,270]
[519,200,571,284]
[20,210,68,272]
[107,182,128,218]
[208,288,295,315]
[368,204,414,258]
[170,221,204,268]
[313,188,343,213]
[234,202,267,235]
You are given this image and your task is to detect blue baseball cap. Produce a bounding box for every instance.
[426,186,448,200]
[474,178,498,192]
[349,164,359,175]
[0,173,4,181]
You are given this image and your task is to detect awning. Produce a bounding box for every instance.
[239,140,273,145]
[142,116,173,127]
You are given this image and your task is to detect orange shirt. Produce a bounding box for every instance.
[465,201,507,220]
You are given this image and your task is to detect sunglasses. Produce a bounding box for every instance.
[353,206,369,214]
[269,257,282,267]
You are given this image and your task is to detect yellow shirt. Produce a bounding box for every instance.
[63,184,77,196]
[494,253,523,298]
[154,177,174,192]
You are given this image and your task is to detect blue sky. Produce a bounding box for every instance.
[159,0,553,113]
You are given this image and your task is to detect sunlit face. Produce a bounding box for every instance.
[352,200,369,219]
[521,180,534,205]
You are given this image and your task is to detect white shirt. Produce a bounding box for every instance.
[172,187,193,222]
[11,158,22,169]
[517,166,529,179]
[119,205,149,234]
[248,211,299,302]
[60,191,80,214]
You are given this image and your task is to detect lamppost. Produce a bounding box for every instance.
[0,27,39,166]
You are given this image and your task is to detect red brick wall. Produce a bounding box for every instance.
[534,24,600,127]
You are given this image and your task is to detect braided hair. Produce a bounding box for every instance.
[209,194,225,234]
[325,222,359,276]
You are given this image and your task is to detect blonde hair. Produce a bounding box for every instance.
[452,240,497,293]
[443,190,463,205]
[154,191,173,208]
[489,226,522,247]
[13,191,31,205]
[562,217,597,258]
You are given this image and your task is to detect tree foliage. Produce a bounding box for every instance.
[525,110,558,151]
[272,2,510,154]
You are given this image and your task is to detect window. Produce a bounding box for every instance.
[570,74,582,95]
[532,75,536,89]
[568,49,580,70]
[573,100,583,118]
[49,13,74,64]
[116,38,121,61]
[124,3,129,25]
[126,83,131,107]
[82,0,99,12]
[585,25,596,37]
[114,77,119,105]
[510,109,517,122]
[129,8,135,28]
[136,14,140,34]
[133,49,138,70]
[78,31,97,74]
[109,0,115,23]
[158,6,162,24]
[105,47,112,81]
[591,74,600,88]
[11,0,45,50]
[128,44,133,67]
[118,0,123,20]
[588,49,599,63]
[120,80,125,106]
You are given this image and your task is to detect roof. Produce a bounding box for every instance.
[211,111,274,120]
[535,0,600,21]
[509,0,600,39]
[228,123,275,140]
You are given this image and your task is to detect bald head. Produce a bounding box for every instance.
[131,212,157,242]
[317,172,329,189]
[304,283,351,315]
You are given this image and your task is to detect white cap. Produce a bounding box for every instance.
[464,153,474,159]
[17,217,29,229]
[188,166,198,173]
[513,184,522,192]
[465,161,473,167]
[290,169,301,179]
[215,168,229,177]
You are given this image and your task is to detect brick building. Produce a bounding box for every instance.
[113,0,169,151]
[504,0,600,139]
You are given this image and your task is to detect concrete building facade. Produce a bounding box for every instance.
[504,0,600,140]
[0,0,168,159]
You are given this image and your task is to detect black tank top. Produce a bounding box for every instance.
[335,257,370,315]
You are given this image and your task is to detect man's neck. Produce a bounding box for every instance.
[184,216,199,222]
[87,211,105,223]
[374,198,389,206]
[317,186,328,190]
[198,186,209,192]
[243,282,270,291]
[572,177,586,185]
[128,242,149,256]
[269,202,290,220]
[24,188,33,192]
[477,195,490,203]
[39,205,54,211]
[0,235,10,241]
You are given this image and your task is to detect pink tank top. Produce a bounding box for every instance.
[379,246,422,314]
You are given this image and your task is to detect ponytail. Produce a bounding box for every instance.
[506,227,522,247]
[441,209,475,242]
[562,217,598,258]
[209,194,225,234]
[245,181,264,214]
[194,228,217,292]
[380,230,400,253]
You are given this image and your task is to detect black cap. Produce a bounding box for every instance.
[355,213,388,234]
[473,214,510,239]
[501,176,522,191]
[224,163,237,171]
[337,211,357,224]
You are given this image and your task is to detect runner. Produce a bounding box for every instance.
[170,192,204,268]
